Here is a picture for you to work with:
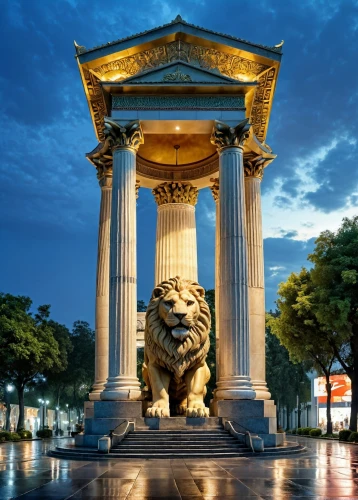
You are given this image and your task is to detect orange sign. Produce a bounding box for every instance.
[314,374,351,403]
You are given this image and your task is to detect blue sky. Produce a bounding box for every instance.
[1,0,358,328]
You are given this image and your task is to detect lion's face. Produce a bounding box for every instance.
[158,289,200,341]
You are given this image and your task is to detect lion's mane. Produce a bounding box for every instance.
[144,276,211,381]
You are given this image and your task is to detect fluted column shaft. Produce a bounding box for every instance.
[101,146,141,400]
[155,203,198,284]
[215,145,255,400]
[245,176,271,400]
[89,176,112,400]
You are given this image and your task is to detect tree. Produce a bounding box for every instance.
[42,321,72,434]
[0,294,62,431]
[268,270,336,434]
[137,300,147,312]
[309,216,358,431]
[63,321,95,420]
[266,313,311,429]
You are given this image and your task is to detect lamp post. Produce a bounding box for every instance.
[60,411,63,434]
[55,406,59,436]
[5,384,13,431]
[66,404,70,436]
[38,398,44,430]
[44,400,49,428]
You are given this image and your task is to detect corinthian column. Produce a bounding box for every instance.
[244,156,271,400]
[101,119,143,401]
[89,162,112,401]
[153,182,198,285]
[211,120,255,400]
[210,178,220,382]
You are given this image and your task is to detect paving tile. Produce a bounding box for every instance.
[175,478,203,496]
[71,477,135,498]
[194,477,258,497]
[128,478,181,498]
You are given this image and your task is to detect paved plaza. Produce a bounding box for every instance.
[0,437,356,499]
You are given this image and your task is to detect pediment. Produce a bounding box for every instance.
[117,61,241,85]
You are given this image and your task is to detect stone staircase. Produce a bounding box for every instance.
[110,428,251,458]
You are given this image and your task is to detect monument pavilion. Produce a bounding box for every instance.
[74,16,284,449]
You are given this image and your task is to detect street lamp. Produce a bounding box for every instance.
[5,384,14,431]
[60,411,63,434]
[66,404,70,436]
[55,406,60,436]
[38,398,44,430]
[44,400,49,428]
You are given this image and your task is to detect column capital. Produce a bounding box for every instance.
[104,118,144,152]
[244,155,268,180]
[210,119,251,151]
[87,138,113,185]
[210,177,219,202]
[152,182,198,206]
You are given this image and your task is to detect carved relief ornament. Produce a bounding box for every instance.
[82,39,274,142]
[210,119,251,150]
[244,155,267,180]
[153,182,198,206]
[210,178,219,202]
[104,118,144,151]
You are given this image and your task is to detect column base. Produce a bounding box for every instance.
[101,376,141,401]
[252,380,271,400]
[215,376,256,400]
[89,381,107,401]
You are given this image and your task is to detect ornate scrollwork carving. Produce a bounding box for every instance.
[210,119,251,150]
[153,182,198,206]
[244,155,267,180]
[210,178,219,202]
[87,139,113,183]
[163,68,192,82]
[104,118,144,151]
[135,180,140,199]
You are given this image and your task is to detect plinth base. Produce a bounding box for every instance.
[212,399,282,447]
[76,400,142,448]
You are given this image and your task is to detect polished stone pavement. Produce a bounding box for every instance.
[0,437,357,499]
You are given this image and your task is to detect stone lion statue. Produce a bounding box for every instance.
[143,276,211,418]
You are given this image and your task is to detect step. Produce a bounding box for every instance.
[125,436,236,442]
[113,445,247,451]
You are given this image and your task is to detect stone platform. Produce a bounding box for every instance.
[77,399,284,449]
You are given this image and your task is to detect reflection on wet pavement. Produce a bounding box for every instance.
[0,436,357,498]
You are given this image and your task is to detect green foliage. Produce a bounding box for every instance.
[348,431,358,443]
[0,294,65,430]
[339,429,352,441]
[301,427,312,435]
[18,430,32,439]
[308,216,358,430]
[309,428,322,437]
[36,429,53,438]
[9,433,21,441]
[266,314,311,427]
[291,429,297,434]
[296,428,303,435]
[137,300,147,312]
[0,431,11,441]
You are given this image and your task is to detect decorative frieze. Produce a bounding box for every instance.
[210,177,219,202]
[112,95,245,110]
[211,119,251,150]
[153,182,198,206]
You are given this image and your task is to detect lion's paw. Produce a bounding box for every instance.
[145,406,170,418]
[176,404,187,415]
[186,407,209,418]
